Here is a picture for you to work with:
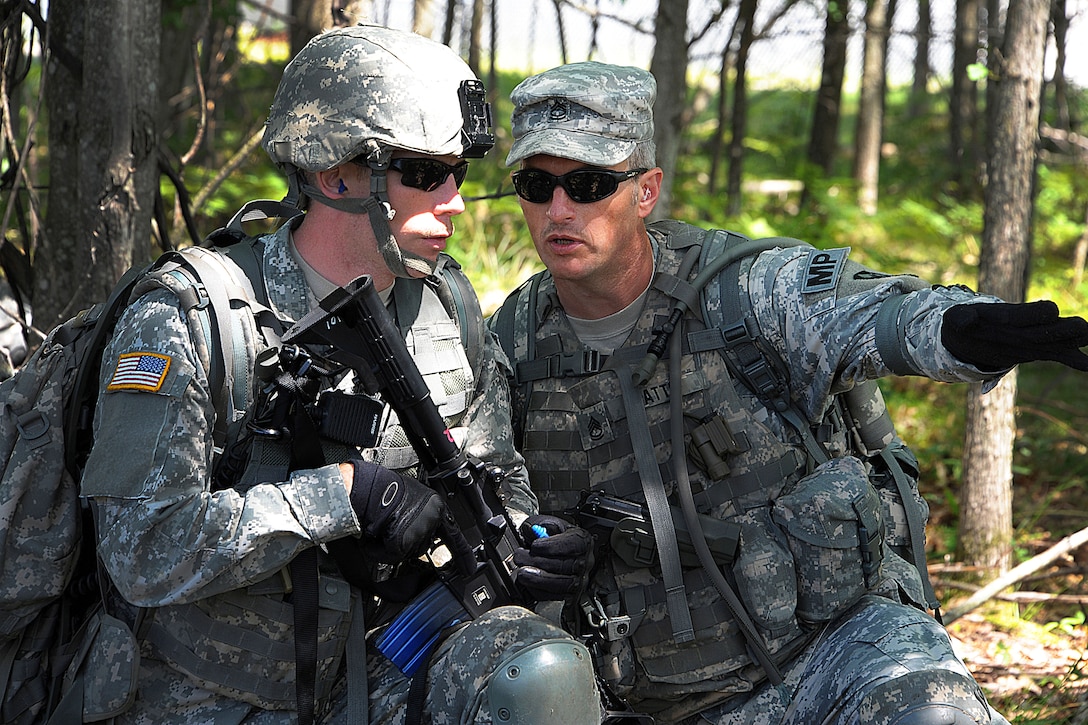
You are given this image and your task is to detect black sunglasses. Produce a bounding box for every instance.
[389,158,469,192]
[511,167,647,204]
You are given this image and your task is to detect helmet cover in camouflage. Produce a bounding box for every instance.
[263,24,479,171]
[506,61,656,167]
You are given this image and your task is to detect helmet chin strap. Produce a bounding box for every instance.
[292,168,438,279]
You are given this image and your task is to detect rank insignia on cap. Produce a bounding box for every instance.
[107,352,172,392]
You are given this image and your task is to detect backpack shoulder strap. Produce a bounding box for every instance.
[489,271,547,448]
[491,271,548,383]
[699,230,831,463]
[152,239,280,450]
[434,254,485,375]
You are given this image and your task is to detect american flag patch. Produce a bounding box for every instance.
[107,352,172,392]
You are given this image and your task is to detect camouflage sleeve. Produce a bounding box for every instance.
[744,246,1003,420]
[80,288,360,607]
[459,328,536,523]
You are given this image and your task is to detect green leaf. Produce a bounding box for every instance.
[966,63,989,82]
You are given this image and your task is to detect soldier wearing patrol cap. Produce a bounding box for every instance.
[490,60,1088,724]
[78,26,599,724]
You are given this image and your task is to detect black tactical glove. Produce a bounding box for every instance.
[514,514,595,601]
[941,301,1088,372]
[347,459,445,562]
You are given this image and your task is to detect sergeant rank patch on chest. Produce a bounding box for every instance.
[801,247,849,294]
[108,351,172,392]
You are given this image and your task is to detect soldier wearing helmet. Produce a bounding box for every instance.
[78,25,600,724]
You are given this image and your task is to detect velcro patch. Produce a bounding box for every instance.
[107,352,172,392]
[802,247,849,294]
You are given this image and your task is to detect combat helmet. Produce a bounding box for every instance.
[262,24,494,276]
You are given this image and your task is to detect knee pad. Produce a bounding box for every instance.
[886,704,985,725]
[487,637,599,724]
[858,670,994,725]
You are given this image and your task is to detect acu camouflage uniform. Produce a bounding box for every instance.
[79,222,567,724]
[491,222,1012,725]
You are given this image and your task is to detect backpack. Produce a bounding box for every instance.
[0,243,266,724]
[490,220,940,617]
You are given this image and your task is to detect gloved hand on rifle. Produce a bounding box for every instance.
[941,300,1088,372]
[515,514,595,601]
[346,459,445,563]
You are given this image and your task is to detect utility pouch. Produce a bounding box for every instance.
[772,456,884,624]
[55,610,140,722]
[731,520,797,638]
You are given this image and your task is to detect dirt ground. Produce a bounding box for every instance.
[945,596,1088,723]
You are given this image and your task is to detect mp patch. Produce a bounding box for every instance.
[108,351,172,392]
[802,247,849,293]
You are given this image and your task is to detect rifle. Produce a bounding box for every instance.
[281,275,527,675]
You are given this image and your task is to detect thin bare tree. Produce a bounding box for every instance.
[648,0,690,221]
[958,0,1051,576]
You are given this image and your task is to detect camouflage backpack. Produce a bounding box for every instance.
[0,244,267,724]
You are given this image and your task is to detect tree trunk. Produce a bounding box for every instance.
[550,0,569,65]
[853,0,891,216]
[725,0,757,218]
[960,373,1017,573]
[413,0,436,37]
[708,18,739,196]
[442,0,458,46]
[1050,0,1071,132]
[958,0,1050,575]
[291,0,372,56]
[907,0,932,118]
[468,0,485,77]
[805,1,849,193]
[648,0,689,222]
[951,0,981,192]
[38,0,161,332]
[486,0,499,104]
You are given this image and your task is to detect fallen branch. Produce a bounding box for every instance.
[933,578,1088,606]
[943,524,1088,624]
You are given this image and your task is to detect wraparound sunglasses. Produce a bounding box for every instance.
[386,158,470,192]
[511,167,648,204]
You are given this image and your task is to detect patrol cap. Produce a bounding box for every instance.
[506,61,656,167]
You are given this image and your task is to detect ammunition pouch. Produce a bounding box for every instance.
[54,609,140,722]
[771,456,885,624]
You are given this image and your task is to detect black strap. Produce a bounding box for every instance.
[611,359,694,644]
[290,548,320,725]
[435,256,485,375]
[405,663,429,725]
[874,293,916,375]
[289,387,328,725]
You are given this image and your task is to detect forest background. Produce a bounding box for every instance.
[3,0,1088,720]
